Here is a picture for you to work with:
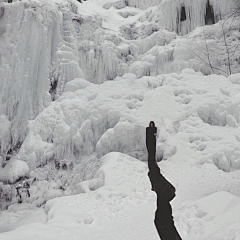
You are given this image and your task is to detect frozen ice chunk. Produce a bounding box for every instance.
[64,78,90,93]
[0,159,29,183]
[213,153,230,172]
[226,114,238,127]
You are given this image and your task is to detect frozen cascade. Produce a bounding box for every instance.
[0,0,84,166]
[154,0,238,35]
[77,28,178,81]
[78,38,125,83]
[103,0,164,10]
[0,0,239,210]
[14,75,155,173]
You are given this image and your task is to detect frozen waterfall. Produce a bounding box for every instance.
[0,0,239,210]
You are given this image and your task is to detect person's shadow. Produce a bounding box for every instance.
[148,164,182,240]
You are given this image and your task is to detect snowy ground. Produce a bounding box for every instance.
[1,152,240,240]
[0,204,46,233]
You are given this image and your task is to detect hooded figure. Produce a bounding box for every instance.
[148,165,182,240]
[146,121,157,170]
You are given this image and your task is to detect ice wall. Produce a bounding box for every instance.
[0,0,84,166]
[103,0,164,10]
[0,0,239,210]
[14,76,153,173]
[155,0,237,35]
[77,36,125,83]
[103,0,237,35]
[0,0,239,168]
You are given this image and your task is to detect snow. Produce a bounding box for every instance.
[177,191,240,239]
[1,152,240,239]
[0,159,29,183]
[0,0,240,239]
[0,203,46,233]
[1,68,240,239]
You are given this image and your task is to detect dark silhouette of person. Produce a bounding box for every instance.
[146,121,157,170]
[148,164,182,240]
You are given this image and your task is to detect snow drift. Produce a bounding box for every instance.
[0,153,240,239]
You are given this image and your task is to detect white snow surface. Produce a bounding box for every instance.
[0,203,46,233]
[0,0,240,239]
[1,152,240,239]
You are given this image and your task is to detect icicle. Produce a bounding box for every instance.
[156,0,237,35]
[125,0,164,9]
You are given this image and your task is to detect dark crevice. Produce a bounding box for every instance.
[12,176,28,185]
[180,6,187,22]
[0,7,4,19]
[73,17,83,24]
[49,73,59,101]
[2,140,23,168]
[205,0,215,25]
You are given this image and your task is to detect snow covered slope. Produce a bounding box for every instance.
[0,152,240,240]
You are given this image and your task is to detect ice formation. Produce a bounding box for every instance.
[1,69,240,210]
[0,0,84,164]
[154,0,238,35]
[103,0,163,10]
[0,0,239,211]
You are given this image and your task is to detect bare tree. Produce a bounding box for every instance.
[189,4,240,76]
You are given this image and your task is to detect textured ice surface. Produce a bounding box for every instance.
[0,0,84,158]
[152,0,238,35]
[0,0,239,158]
[0,0,239,238]
[2,70,239,183]
[0,0,240,216]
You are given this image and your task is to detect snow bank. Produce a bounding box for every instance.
[0,159,29,183]
[1,153,240,239]
[0,153,157,239]
[176,191,240,240]
[0,203,46,233]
